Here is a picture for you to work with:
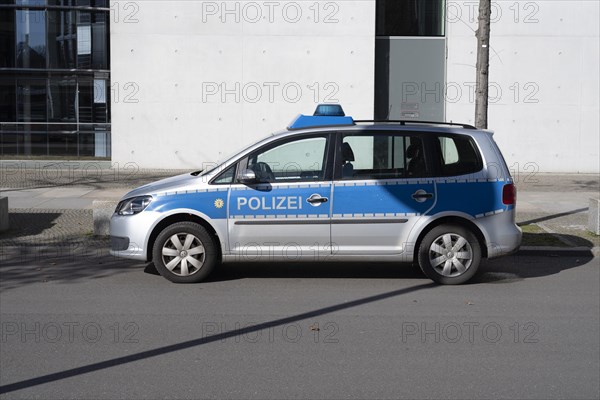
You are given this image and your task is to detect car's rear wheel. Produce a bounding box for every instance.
[417,224,481,285]
[152,222,217,283]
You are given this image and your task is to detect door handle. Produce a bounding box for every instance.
[306,193,329,206]
[411,189,433,203]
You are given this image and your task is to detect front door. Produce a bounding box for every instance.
[331,132,436,255]
[228,134,333,261]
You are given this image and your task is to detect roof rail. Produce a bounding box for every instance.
[353,120,477,130]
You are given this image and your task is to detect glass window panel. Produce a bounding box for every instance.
[16,1,46,5]
[92,78,107,122]
[78,131,95,156]
[0,79,16,121]
[77,25,90,55]
[48,1,76,6]
[0,9,16,68]
[48,10,76,69]
[78,77,92,123]
[0,124,20,156]
[76,11,91,68]
[91,12,107,69]
[17,79,47,122]
[93,78,105,103]
[48,78,76,122]
[49,133,77,156]
[376,0,445,37]
[16,9,46,68]
[92,128,108,156]
[21,127,48,156]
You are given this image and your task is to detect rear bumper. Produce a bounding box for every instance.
[478,209,522,258]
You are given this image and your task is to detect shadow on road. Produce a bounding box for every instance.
[521,231,595,248]
[142,251,596,285]
[142,260,428,282]
[472,251,595,284]
[0,239,142,292]
[0,282,437,394]
[0,212,62,239]
[519,208,589,225]
[3,237,594,292]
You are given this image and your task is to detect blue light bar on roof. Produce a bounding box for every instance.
[288,104,354,130]
[314,104,345,116]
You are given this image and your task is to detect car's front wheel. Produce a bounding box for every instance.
[152,222,217,283]
[417,224,481,285]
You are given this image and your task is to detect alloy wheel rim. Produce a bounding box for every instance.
[161,233,205,276]
[428,233,473,277]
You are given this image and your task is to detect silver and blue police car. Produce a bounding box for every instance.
[110,105,521,285]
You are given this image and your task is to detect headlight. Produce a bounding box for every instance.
[115,196,153,216]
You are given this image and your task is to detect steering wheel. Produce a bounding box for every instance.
[251,161,275,182]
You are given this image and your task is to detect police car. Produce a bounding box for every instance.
[110,105,521,285]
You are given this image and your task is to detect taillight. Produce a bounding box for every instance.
[502,183,516,205]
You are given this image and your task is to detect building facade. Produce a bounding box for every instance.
[2,1,599,173]
[0,0,110,158]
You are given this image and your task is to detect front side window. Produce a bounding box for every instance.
[340,133,428,179]
[247,136,328,183]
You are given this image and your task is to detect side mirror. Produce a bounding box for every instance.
[238,169,257,184]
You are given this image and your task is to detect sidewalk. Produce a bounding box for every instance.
[0,167,185,209]
[1,168,599,250]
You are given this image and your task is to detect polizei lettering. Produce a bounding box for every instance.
[237,196,303,211]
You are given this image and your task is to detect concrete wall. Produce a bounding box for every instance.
[446,1,600,173]
[110,0,375,169]
[111,0,599,173]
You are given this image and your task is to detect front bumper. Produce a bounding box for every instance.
[109,211,160,261]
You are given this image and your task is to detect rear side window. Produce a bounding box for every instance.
[437,135,482,176]
[340,133,429,179]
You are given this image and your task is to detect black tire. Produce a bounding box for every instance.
[417,224,481,285]
[152,222,218,283]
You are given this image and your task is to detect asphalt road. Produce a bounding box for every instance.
[0,250,599,399]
